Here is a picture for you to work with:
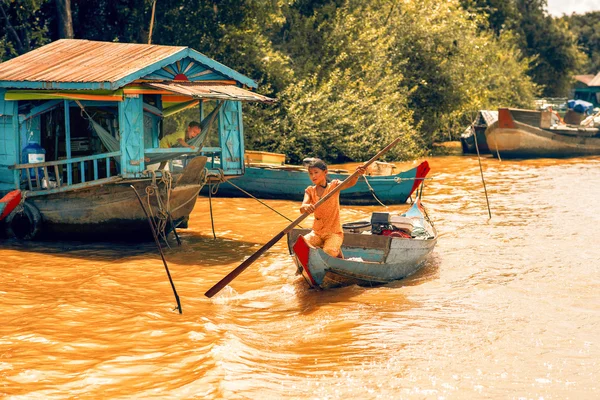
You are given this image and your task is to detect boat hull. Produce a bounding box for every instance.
[205,161,430,205]
[485,109,600,158]
[287,202,437,289]
[5,157,208,240]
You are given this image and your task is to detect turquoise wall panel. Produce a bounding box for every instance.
[218,101,244,175]
[0,91,18,189]
[119,95,145,175]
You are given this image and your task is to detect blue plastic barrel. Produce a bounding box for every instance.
[22,141,46,180]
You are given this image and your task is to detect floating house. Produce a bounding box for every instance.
[573,73,600,107]
[0,39,274,239]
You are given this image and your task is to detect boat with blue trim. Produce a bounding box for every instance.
[205,159,430,205]
[287,198,437,289]
[0,39,274,239]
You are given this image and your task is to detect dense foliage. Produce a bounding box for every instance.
[462,0,585,97]
[561,12,600,74]
[1,0,588,162]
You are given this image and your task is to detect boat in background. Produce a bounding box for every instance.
[287,198,437,289]
[203,151,430,205]
[460,110,497,154]
[485,108,600,158]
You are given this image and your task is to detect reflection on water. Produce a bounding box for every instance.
[1,155,600,398]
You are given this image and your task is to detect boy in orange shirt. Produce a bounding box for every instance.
[300,159,365,258]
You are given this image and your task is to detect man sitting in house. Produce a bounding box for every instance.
[158,121,201,169]
[160,121,201,149]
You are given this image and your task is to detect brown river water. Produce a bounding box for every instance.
[1,154,599,399]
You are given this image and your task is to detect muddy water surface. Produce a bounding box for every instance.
[1,154,599,399]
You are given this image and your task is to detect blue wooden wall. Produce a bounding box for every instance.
[119,95,145,175]
[0,90,18,192]
[218,101,244,175]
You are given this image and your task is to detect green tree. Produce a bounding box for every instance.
[460,0,518,35]
[251,0,423,163]
[562,11,600,74]
[0,0,49,61]
[513,0,584,96]
[383,0,537,142]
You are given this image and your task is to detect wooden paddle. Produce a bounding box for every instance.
[204,137,402,298]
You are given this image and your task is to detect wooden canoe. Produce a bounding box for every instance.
[287,200,437,289]
[205,161,431,205]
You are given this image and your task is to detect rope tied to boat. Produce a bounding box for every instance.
[206,168,226,195]
[143,169,171,246]
[362,175,387,208]
[207,168,226,240]
[225,179,304,228]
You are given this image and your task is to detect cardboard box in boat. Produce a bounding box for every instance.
[367,161,397,176]
[245,150,285,165]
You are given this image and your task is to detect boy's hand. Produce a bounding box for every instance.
[300,204,315,214]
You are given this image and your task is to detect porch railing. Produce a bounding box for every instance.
[9,151,121,196]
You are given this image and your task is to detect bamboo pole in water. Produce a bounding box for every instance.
[130,185,182,314]
[472,128,492,219]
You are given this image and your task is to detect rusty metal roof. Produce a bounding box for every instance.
[575,74,597,86]
[147,82,276,103]
[0,39,257,90]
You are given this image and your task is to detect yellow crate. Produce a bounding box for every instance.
[244,150,285,165]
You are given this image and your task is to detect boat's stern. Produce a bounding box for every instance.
[0,190,21,221]
[292,235,321,289]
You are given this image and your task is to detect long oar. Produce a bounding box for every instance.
[205,137,402,298]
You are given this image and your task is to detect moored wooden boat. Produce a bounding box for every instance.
[287,199,437,289]
[205,161,430,205]
[485,108,600,158]
[0,39,275,240]
[460,110,497,154]
[5,157,208,240]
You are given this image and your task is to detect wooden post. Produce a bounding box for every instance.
[64,100,72,185]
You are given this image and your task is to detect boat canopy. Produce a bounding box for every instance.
[146,82,275,103]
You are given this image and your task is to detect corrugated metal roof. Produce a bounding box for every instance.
[586,73,600,87]
[0,39,258,89]
[0,39,185,83]
[147,82,276,103]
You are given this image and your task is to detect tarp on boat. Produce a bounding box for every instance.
[568,99,594,114]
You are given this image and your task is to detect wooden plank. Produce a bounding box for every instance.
[26,169,33,191]
[54,165,61,187]
[93,159,98,180]
[43,166,50,187]
[64,100,72,185]
[23,177,122,197]
[9,151,121,169]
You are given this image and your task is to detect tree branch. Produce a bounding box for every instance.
[0,1,25,54]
